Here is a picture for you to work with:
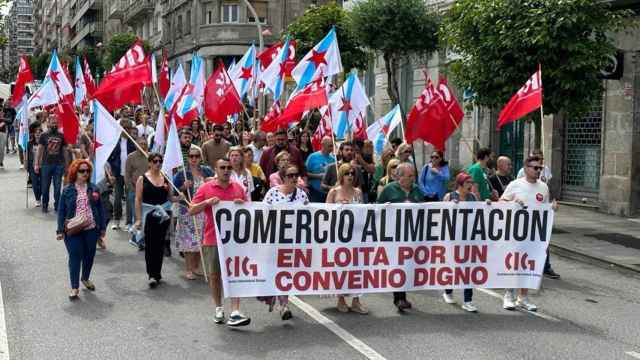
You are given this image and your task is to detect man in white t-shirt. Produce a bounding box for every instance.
[500,155,558,312]
[516,149,552,183]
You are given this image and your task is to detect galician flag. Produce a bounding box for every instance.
[152,108,167,153]
[164,64,187,111]
[260,36,291,102]
[93,100,126,183]
[16,95,29,152]
[366,104,402,155]
[74,56,87,108]
[292,27,342,91]
[228,44,256,100]
[27,78,60,109]
[329,71,370,139]
[46,49,74,102]
[176,54,206,125]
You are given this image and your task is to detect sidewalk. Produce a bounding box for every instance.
[551,204,640,273]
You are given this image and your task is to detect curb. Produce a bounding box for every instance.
[549,243,640,275]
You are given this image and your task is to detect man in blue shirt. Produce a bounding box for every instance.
[305,136,335,202]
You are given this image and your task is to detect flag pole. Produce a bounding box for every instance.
[539,64,545,155]
[180,164,209,283]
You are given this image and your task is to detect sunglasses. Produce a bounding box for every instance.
[188,154,200,158]
[431,156,440,159]
[285,173,299,178]
[78,169,90,174]
[151,159,162,164]
[218,166,232,171]
[344,171,356,177]
[528,165,544,171]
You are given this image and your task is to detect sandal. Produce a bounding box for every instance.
[97,238,106,250]
[351,301,369,315]
[81,280,96,291]
[337,299,350,313]
[69,289,79,301]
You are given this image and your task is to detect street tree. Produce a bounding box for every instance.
[441,0,632,119]
[286,3,367,72]
[350,0,439,106]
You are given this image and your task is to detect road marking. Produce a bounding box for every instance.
[626,351,640,359]
[476,289,561,322]
[290,296,386,360]
[0,281,9,360]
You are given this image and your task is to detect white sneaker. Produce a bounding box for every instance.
[35,201,41,207]
[111,221,121,230]
[462,302,478,313]
[19,164,24,170]
[214,306,225,324]
[442,292,456,304]
[516,297,538,312]
[503,290,516,310]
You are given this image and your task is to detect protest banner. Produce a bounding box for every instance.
[214,202,554,298]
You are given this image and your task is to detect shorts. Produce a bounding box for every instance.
[201,245,221,275]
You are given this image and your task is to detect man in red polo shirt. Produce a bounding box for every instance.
[190,157,250,327]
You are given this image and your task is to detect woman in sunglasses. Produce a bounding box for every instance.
[173,148,213,280]
[326,163,368,314]
[376,158,401,196]
[134,153,178,288]
[56,159,106,300]
[260,164,309,321]
[418,150,450,202]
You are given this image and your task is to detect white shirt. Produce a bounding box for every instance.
[136,124,155,139]
[119,138,128,176]
[248,143,263,163]
[517,165,552,183]
[500,177,549,205]
[230,169,254,200]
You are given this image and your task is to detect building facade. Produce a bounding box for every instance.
[6,0,34,67]
[365,0,640,216]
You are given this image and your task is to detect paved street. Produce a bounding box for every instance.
[1,154,640,360]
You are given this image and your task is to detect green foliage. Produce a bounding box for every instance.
[441,0,633,116]
[286,2,367,72]
[27,53,51,80]
[103,33,151,70]
[350,0,439,105]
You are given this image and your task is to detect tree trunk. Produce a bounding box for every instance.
[383,52,400,106]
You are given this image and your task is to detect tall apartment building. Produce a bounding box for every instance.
[162,0,331,74]
[32,0,66,55]
[6,0,35,67]
[67,0,103,50]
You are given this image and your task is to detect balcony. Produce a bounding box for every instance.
[108,0,127,20]
[70,0,102,27]
[123,0,155,25]
[69,22,103,49]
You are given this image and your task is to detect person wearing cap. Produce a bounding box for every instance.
[442,172,480,312]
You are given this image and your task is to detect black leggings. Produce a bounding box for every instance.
[144,214,171,280]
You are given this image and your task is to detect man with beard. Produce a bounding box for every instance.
[259,128,305,179]
[178,127,201,166]
[34,114,70,213]
[201,125,230,170]
[321,141,365,192]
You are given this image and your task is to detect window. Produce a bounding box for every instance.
[221,3,239,23]
[185,10,191,34]
[176,15,182,38]
[153,14,158,34]
[248,0,267,23]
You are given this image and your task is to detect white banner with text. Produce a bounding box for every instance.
[214,202,554,298]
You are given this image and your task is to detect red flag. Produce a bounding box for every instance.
[158,51,170,99]
[277,78,328,126]
[10,56,33,107]
[203,61,244,124]
[257,40,297,76]
[260,101,283,132]
[312,107,332,151]
[83,57,96,96]
[55,100,80,145]
[497,68,542,128]
[92,40,152,111]
[405,79,449,150]
[352,112,368,140]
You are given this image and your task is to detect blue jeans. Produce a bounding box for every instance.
[445,288,473,302]
[41,164,64,210]
[64,228,99,289]
[28,166,42,201]
[126,190,136,226]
